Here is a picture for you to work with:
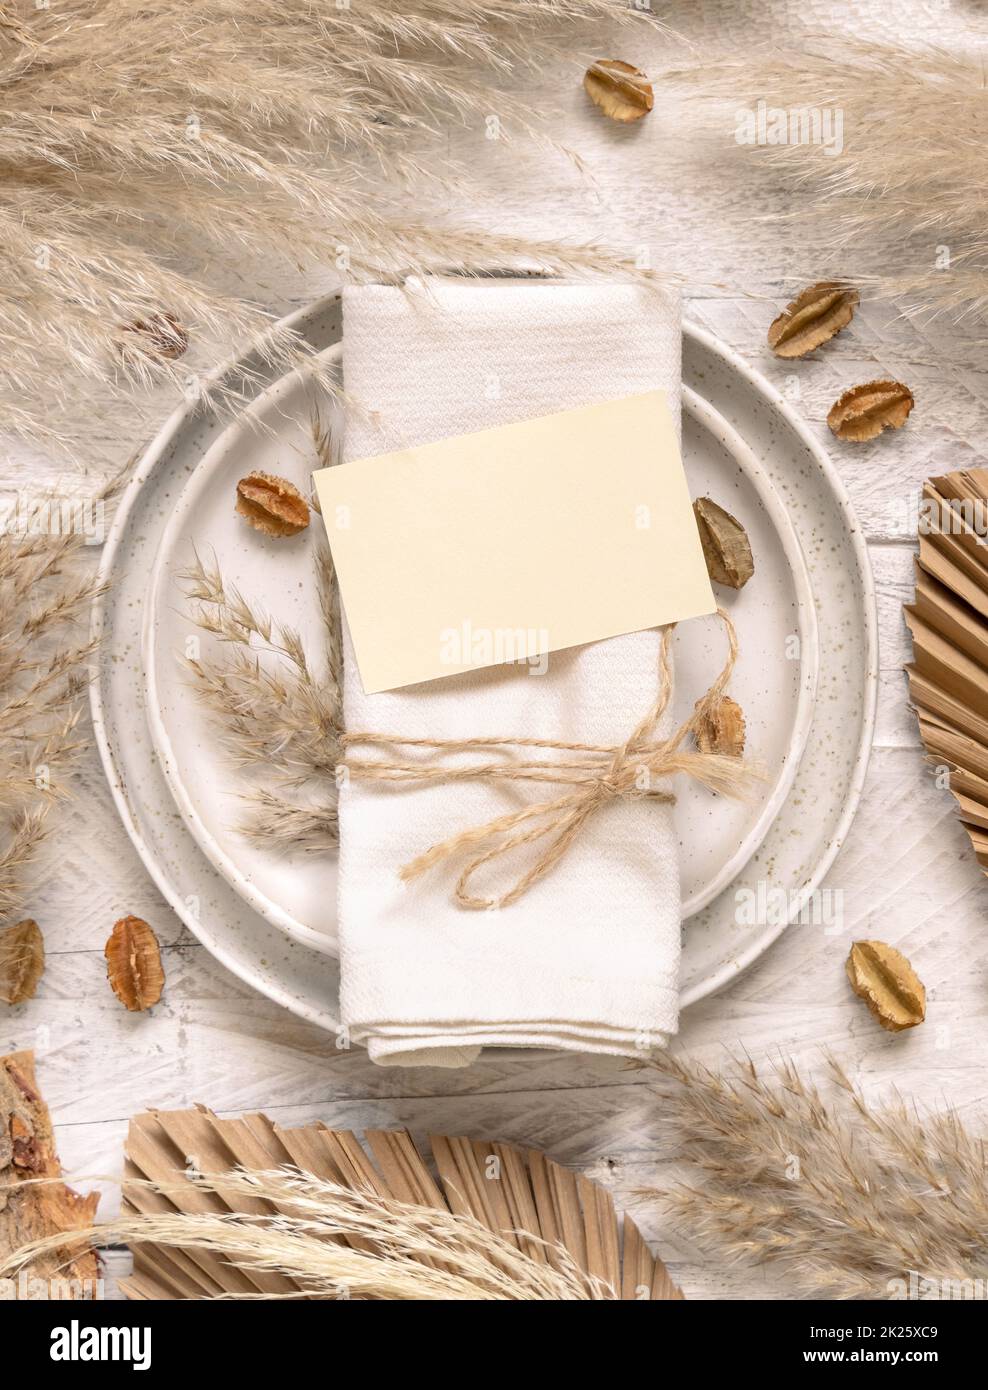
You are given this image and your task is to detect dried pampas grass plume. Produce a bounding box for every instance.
[640,1051,988,1300]
[0,0,662,459]
[667,37,988,325]
[181,413,343,852]
[2,1167,614,1300]
[0,472,128,922]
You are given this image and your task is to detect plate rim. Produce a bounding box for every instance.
[679,384,820,917]
[141,351,342,955]
[678,320,877,1006]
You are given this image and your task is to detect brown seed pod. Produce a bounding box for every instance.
[0,919,45,1005]
[693,496,754,589]
[767,281,859,359]
[694,695,746,757]
[122,310,189,361]
[236,471,310,537]
[827,380,915,442]
[583,60,653,123]
[105,915,165,1012]
[845,940,926,1032]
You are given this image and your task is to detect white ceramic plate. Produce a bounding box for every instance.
[144,355,343,955]
[91,296,876,1030]
[142,373,818,950]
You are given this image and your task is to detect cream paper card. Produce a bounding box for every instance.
[314,389,716,694]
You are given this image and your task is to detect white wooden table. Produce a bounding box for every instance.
[5,0,987,1300]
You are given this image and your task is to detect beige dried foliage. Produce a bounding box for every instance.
[583,60,654,122]
[235,472,311,538]
[846,940,926,1033]
[767,282,859,359]
[693,496,754,589]
[0,919,44,1005]
[640,1051,988,1299]
[2,1166,614,1301]
[666,39,988,324]
[120,312,189,363]
[105,916,165,1012]
[827,380,915,442]
[182,419,342,852]
[0,0,666,460]
[0,473,125,924]
[693,695,745,757]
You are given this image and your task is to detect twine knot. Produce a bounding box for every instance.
[340,609,755,911]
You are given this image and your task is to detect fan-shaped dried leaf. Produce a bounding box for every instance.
[767,282,859,359]
[828,380,914,441]
[0,920,45,1005]
[105,916,165,1012]
[694,695,746,756]
[583,60,653,123]
[236,472,310,538]
[846,940,925,1032]
[693,497,754,589]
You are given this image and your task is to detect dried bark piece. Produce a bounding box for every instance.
[693,496,754,589]
[583,60,653,123]
[1,1051,100,1299]
[122,310,188,361]
[846,940,926,1032]
[828,380,914,442]
[105,915,165,1012]
[767,281,859,359]
[694,695,746,756]
[0,918,45,1005]
[236,471,310,537]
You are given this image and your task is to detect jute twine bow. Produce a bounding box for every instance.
[340,608,755,911]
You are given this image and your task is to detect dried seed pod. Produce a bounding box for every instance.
[828,380,914,442]
[105,915,165,1012]
[583,60,653,123]
[694,695,746,757]
[693,496,754,589]
[0,919,45,1005]
[236,471,310,537]
[846,940,926,1032]
[768,281,859,359]
[122,310,189,361]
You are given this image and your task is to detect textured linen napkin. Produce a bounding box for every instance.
[339,277,682,1067]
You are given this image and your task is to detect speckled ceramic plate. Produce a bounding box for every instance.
[141,373,818,951]
[92,295,876,1031]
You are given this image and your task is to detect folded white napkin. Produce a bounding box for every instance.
[339,277,682,1067]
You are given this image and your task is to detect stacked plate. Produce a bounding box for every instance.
[92,293,877,1033]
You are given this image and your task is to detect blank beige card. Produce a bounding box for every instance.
[314,390,716,694]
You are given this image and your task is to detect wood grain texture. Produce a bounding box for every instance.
[2,0,987,1301]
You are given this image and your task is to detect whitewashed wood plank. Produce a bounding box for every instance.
[5,0,988,1304]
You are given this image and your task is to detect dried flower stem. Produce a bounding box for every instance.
[2,1166,613,1301]
[182,417,343,849]
[667,38,988,324]
[640,1052,988,1300]
[0,473,126,922]
[0,0,663,458]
